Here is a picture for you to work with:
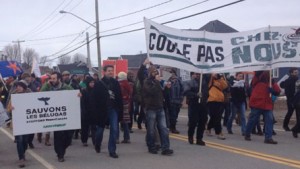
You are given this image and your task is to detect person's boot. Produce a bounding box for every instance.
[37,133,42,143]
[188,136,194,144]
[45,134,51,146]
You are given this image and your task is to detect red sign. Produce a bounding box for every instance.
[102,59,128,77]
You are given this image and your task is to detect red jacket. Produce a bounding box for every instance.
[118,80,132,105]
[249,71,281,110]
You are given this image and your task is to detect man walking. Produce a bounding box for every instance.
[93,65,123,158]
[40,72,74,162]
[184,72,209,145]
[280,68,299,131]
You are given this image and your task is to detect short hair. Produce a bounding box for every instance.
[51,71,62,80]
[235,72,243,76]
[31,73,36,78]
[103,65,114,72]
[93,73,98,77]
[190,72,195,77]
[289,68,298,74]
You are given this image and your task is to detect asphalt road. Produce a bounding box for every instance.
[1,108,299,169]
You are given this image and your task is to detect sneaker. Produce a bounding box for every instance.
[171,129,180,134]
[244,135,251,141]
[264,139,278,144]
[18,159,25,168]
[196,140,206,146]
[129,130,134,133]
[217,133,226,140]
[95,145,101,153]
[148,149,158,154]
[283,126,291,132]
[121,140,131,144]
[257,131,263,136]
[188,137,194,144]
[28,143,34,149]
[161,149,174,156]
[206,130,212,136]
[138,123,142,129]
[109,153,119,158]
[292,130,298,138]
[58,157,65,162]
[228,130,233,134]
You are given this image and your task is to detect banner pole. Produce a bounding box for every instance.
[0,73,8,91]
[198,73,203,103]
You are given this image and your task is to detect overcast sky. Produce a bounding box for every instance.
[0,0,299,66]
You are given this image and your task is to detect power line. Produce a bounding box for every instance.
[25,32,82,42]
[100,0,209,34]
[19,0,68,39]
[99,0,173,22]
[44,0,245,62]
[101,0,244,38]
[31,0,84,38]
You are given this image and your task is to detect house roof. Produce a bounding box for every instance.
[57,63,89,75]
[120,54,147,68]
[199,20,238,33]
[107,57,120,60]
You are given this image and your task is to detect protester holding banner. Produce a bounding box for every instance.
[244,71,280,144]
[94,65,123,158]
[227,72,247,135]
[184,72,209,145]
[168,69,184,134]
[280,68,299,131]
[143,66,173,155]
[292,79,300,138]
[207,73,228,140]
[7,80,31,168]
[80,76,96,146]
[40,72,74,162]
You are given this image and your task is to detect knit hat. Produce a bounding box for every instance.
[118,72,127,81]
[62,71,70,76]
[21,73,30,80]
[16,80,28,90]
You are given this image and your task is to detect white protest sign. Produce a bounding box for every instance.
[12,90,80,136]
[144,18,300,73]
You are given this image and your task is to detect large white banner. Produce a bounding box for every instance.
[144,18,300,73]
[12,90,81,136]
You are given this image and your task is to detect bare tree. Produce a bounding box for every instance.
[3,44,21,61]
[23,48,39,66]
[39,56,52,67]
[72,53,87,63]
[58,55,71,65]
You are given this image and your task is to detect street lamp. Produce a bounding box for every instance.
[59,1,102,77]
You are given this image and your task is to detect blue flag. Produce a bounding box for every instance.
[0,61,23,78]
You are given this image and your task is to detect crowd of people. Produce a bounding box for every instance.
[1,60,300,168]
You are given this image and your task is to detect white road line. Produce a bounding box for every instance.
[0,128,57,169]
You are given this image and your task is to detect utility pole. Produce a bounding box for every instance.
[86,32,92,72]
[12,40,25,63]
[95,0,102,77]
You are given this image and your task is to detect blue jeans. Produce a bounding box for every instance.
[146,108,170,151]
[227,102,246,134]
[15,135,28,160]
[95,108,118,153]
[245,108,274,140]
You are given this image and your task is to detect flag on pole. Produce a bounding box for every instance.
[31,57,41,77]
[0,61,23,78]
